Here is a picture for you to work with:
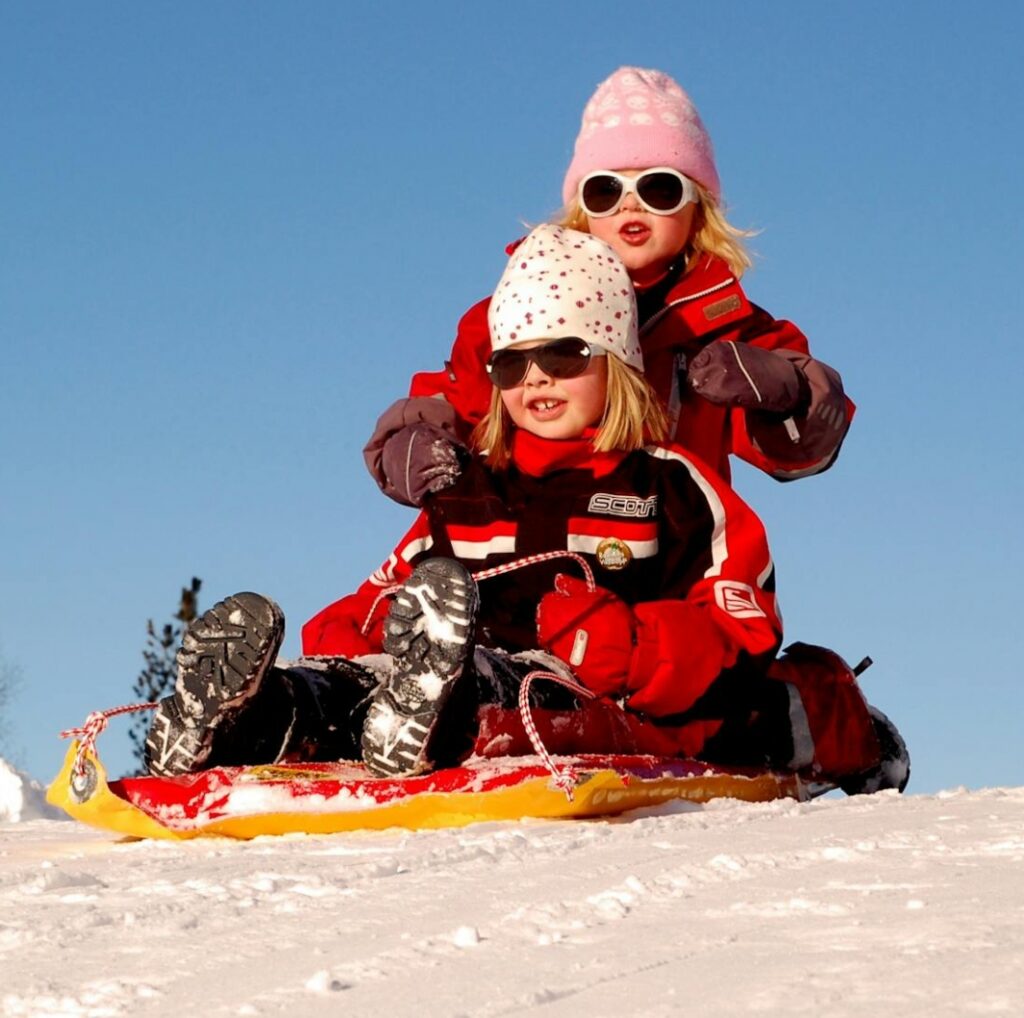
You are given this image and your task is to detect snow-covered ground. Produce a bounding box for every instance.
[2,760,1022,1017]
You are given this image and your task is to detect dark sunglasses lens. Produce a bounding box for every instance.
[535,339,591,378]
[488,340,591,388]
[637,172,684,211]
[488,351,529,388]
[581,175,624,214]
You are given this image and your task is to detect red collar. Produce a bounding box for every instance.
[510,428,625,478]
[640,253,752,350]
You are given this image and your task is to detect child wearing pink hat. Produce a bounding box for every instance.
[366,66,852,507]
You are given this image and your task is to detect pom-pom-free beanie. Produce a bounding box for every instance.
[488,225,642,369]
[562,66,720,207]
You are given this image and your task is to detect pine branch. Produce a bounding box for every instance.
[127,579,202,774]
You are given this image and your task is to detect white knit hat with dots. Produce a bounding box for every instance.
[488,225,642,370]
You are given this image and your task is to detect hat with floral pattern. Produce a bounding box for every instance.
[488,224,641,369]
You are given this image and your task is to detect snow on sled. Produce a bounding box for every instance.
[47,739,816,840]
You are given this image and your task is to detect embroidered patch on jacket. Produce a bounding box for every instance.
[596,537,632,570]
[448,521,517,559]
[567,518,658,568]
[587,493,658,519]
[703,294,743,322]
[714,580,767,619]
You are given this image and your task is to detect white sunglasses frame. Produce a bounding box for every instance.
[577,167,699,218]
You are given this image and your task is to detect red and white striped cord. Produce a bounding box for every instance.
[360,584,402,636]
[360,550,595,637]
[517,670,596,800]
[472,550,595,590]
[60,702,157,779]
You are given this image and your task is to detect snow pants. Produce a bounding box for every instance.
[199,642,881,783]
[196,648,589,770]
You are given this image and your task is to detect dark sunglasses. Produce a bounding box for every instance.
[485,337,607,389]
[578,167,698,218]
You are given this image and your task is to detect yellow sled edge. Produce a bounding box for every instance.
[47,742,807,841]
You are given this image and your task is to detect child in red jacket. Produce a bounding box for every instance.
[145,227,905,793]
[366,66,853,508]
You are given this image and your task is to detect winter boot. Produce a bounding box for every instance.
[839,706,911,795]
[144,592,284,776]
[361,558,479,777]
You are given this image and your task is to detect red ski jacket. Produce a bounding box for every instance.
[406,252,853,482]
[303,430,782,724]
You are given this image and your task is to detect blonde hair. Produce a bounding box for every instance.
[557,182,755,278]
[472,355,668,469]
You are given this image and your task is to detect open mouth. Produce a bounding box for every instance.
[526,397,566,419]
[619,220,651,245]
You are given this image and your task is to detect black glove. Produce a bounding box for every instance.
[688,342,809,415]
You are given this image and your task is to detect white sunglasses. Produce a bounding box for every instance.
[578,167,699,218]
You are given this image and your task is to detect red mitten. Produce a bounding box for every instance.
[536,574,636,696]
[626,601,737,717]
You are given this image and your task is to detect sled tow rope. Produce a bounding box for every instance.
[359,550,595,637]
[517,670,597,799]
[60,702,158,782]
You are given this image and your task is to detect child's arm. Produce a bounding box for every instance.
[300,513,435,657]
[627,446,783,716]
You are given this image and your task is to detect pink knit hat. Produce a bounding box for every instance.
[562,67,720,207]
[489,225,642,369]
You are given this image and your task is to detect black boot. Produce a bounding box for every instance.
[144,592,284,776]
[361,558,479,777]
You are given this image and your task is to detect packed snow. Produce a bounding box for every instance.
[2,760,1022,1017]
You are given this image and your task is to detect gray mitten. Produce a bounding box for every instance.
[688,342,809,415]
[365,397,466,506]
[380,422,465,507]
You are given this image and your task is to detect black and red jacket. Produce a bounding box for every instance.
[405,251,853,482]
[303,430,782,722]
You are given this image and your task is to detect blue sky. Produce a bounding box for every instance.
[2,2,1021,793]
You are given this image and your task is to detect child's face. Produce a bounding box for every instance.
[585,169,696,287]
[499,341,608,441]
